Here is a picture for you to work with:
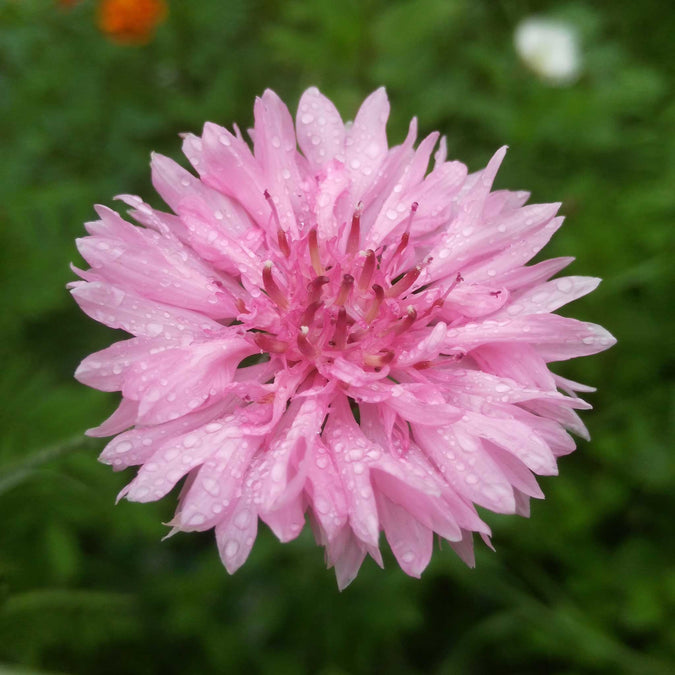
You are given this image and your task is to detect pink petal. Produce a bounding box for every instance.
[494,276,601,318]
[253,90,304,238]
[346,87,390,201]
[70,280,224,340]
[86,398,138,438]
[199,122,269,228]
[296,87,346,169]
[121,336,255,425]
[215,466,260,574]
[413,423,517,514]
[324,396,381,548]
[376,492,432,578]
[306,438,349,541]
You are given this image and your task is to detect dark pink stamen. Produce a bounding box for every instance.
[297,328,316,358]
[264,190,289,257]
[357,250,376,291]
[363,350,395,368]
[307,275,329,304]
[333,307,349,350]
[300,300,322,328]
[392,232,410,261]
[262,262,288,310]
[308,228,323,275]
[364,284,385,323]
[277,228,291,258]
[385,266,422,298]
[253,333,289,353]
[346,203,362,256]
[386,306,417,336]
[335,274,354,306]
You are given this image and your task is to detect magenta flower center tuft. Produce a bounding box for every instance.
[246,200,443,374]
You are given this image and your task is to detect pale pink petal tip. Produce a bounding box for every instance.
[71,86,615,588]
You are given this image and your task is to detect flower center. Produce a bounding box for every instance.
[243,200,443,371]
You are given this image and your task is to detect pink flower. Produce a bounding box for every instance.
[71,88,615,588]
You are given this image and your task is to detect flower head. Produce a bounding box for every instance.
[71,88,614,588]
[515,17,581,85]
[97,0,166,45]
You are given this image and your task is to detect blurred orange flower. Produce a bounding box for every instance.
[97,0,167,45]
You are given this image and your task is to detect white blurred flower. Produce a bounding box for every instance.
[515,17,581,85]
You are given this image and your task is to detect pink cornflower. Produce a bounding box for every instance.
[71,88,615,588]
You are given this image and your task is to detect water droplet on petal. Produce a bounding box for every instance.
[234,509,251,529]
[224,540,239,558]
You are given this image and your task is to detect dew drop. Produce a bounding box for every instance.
[187,513,206,526]
[133,486,150,499]
[114,441,132,454]
[269,463,284,483]
[315,498,329,515]
[146,323,164,337]
[224,540,239,558]
[234,509,251,529]
[203,478,220,496]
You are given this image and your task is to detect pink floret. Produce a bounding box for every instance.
[71,87,615,588]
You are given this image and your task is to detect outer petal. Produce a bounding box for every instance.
[306,438,349,542]
[346,87,390,201]
[121,336,255,425]
[198,122,269,227]
[376,492,433,578]
[442,314,616,361]
[215,455,262,574]
[151,152,257,240]
[120,408,259,503]
[296,87,346,169]
[254,90,304,238]
[323,396,380,549]
[413,423,517,514]
[70,280,224,340]
[493,276,601,318]
[175,434,263,531]
[256,395,329,512]
[76,338,157,392]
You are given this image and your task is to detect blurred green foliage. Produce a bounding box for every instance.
[1,0,674,673]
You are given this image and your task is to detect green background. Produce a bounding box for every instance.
[1,0,673,673]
